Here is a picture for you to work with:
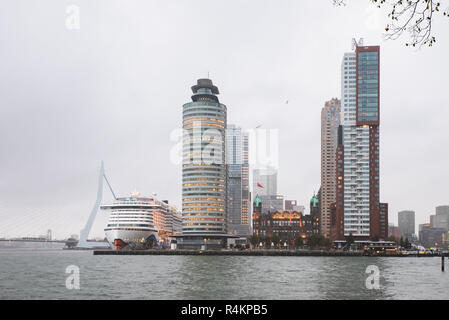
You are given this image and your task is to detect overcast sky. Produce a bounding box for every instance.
[1,0,448,239]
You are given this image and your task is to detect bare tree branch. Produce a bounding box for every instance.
[333,0,449,47]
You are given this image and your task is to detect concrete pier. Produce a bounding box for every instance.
[92,249,443,257]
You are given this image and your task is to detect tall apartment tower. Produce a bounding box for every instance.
[331,41,387,241]
[226,124,250,236]
[320,98,341,237]
[181,79,227,248]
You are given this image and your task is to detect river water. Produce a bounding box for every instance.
[0,248,447,300]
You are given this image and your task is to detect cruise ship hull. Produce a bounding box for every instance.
[105,229,158,250]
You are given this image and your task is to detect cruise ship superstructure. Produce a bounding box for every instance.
[101,192,182,250]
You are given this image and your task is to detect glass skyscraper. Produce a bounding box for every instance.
[181,79,228,248]
[226,124,250,236]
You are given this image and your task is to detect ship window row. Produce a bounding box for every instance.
[107,205,161,209]
[107,224,153,228]
[109,213,154,217]
[104,228,153,232]
[109,208,155,211]
[109,210,154,214]
[109,219,152,222]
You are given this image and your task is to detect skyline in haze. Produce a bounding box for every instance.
[1,1,448,239]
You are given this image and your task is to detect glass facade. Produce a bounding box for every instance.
[226,125,250,236]
[357,51,379,123]
[182,79,227,236]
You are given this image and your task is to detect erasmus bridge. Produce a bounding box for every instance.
[0,162,113,249]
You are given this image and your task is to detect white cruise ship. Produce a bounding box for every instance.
[101,192,159,250]
[101,191,182,250]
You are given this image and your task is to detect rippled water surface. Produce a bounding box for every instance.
[1,248,448,299]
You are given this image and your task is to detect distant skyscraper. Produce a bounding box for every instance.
[226,124,250,236]
[181,79,227,248]
[436,206,449,215]
[398,210,415,240]
[434,205,449,230]
[331,41,387,241]
[320,98,341,237]
[253,167,277,196]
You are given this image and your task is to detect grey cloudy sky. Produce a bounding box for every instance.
[1,0,448,239]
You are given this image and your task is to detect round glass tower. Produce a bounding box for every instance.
[181,79,227,248]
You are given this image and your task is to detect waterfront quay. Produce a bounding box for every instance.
[93,249,446,257]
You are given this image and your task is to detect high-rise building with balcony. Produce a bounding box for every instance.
[331,41,387,241]
[180,79,228,248]
[320,98,341,237]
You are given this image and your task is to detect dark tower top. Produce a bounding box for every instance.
[191,79,220,103]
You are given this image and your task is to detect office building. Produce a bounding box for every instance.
[180,78,228,248]
[398,210,415,241]
[434,205,449,230]
[419,224,445,248]
[253,167,277,196]
[226,124,250,236]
